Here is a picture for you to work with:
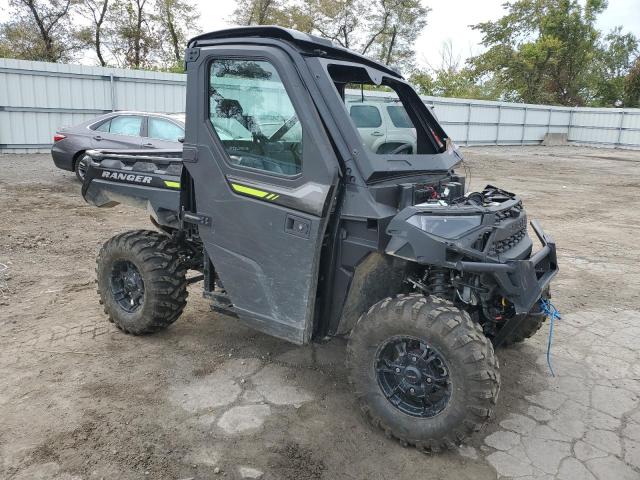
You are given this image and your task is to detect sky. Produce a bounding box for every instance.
[192,0,640,68]
[0,0,639,68]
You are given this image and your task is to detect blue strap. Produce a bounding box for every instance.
[540,299,561,377]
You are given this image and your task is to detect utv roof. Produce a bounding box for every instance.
[188,26,403,79]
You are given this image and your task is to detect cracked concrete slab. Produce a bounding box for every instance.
[486,451,535,478]
[251,364,314,407]
[586,456,638,480]
[480,308,640,479]
[238,466,264,479]
[217,404,272,434]
[557,457,596,480]
[168,371,242,412]
[484,431,521,451]
[217,358,263,379]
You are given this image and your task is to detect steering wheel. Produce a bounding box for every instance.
[389,143,413,155]
[232,150,285,174]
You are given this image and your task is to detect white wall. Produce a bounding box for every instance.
[1,58,639,152]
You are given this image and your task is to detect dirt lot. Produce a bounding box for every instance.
[1,145,640,480]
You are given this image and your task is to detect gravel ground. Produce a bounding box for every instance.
[1,145,639,480]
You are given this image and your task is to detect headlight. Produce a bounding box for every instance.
[407,215,482,238]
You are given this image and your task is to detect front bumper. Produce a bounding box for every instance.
[457,219,558,315]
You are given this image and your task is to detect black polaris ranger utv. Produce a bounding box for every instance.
[82,27,558,450]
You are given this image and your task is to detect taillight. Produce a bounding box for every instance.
[53,134,66,142]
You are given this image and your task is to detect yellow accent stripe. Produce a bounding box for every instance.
[230,182,282,202]
[231,183,269,198]
[164,180,181,189]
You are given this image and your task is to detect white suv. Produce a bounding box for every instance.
[347,101,417,154]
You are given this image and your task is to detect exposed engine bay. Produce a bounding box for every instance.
[386,180,557,343]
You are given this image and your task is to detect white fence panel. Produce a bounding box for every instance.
[1,58,640,152]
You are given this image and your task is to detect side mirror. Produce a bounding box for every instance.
[178,137,185,143]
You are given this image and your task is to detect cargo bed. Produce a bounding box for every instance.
[81,149,183,228]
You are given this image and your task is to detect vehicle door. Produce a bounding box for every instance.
[184,47,340,344]
[348,103,386,153]
[91,114,144,149]
[143,116,185,149]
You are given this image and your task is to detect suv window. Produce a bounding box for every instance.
[350,105,382,128]
[208,59,302,176]
[98,115,143,136]
[148,117,184,142]
[387,105,413,128]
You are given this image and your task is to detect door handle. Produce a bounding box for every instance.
[285,214,311,239]
[93,135,102,141]
[371,131,384,136]
[142,143,154,148]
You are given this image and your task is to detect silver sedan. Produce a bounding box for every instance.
[51,111,185,181]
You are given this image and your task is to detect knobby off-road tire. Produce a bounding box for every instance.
[347,294,500,451]
[499,312,546,347]
[96,230,187,334]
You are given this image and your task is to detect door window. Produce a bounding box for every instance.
[95,119,111,132]
[107,116,143,136]
[148,117,184,142]
[349,105,382,128]
[208,59,302,176]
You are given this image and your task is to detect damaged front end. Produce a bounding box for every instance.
[386,185,558,342]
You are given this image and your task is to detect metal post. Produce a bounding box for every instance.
[568,109,574,142]
[546,108,552,137]
[110,74,116,111]
[466,103,472,146]
[496,105,502,145]
[521,106,528,145]
[616,111,625,148]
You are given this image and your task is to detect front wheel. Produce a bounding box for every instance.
[498,312,547,347]
[96,230,188,334]
[347,294,500,451]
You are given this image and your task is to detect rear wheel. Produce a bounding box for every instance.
[96,230,187,334]
[347,294,500,451]
[75,153,90,182]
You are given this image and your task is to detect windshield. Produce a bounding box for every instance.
[328,64,447,157]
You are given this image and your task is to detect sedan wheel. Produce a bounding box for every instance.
[75,154,90,182]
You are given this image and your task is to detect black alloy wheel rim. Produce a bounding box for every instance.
[375,336,452,417]
[110,260,145,313]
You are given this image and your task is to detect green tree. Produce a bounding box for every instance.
[153,0,197,68]
[591,28,638,106]
[77,0,111,66]
[410,41,499,99]
[108,0,157,68]
[232,0,288,25]
[470,0,608,106]
[231,0,428,73]
[0,0,82,62]
[624,57,640,107]
[305,0,365,49]
[366,0,428,70]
